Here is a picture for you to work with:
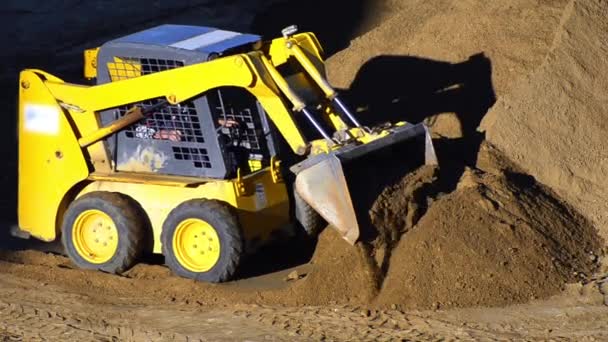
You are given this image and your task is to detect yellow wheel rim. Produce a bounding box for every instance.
[172,218,221,272]
[71,209,119,264]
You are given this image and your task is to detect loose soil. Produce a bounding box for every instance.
[370,165,438,250]
[376,167,601,309]
[0,268,606,341]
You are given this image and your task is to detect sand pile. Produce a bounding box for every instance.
[259,160,601,310]
[1,163,601,310]
[283,166,441,306]
[305,0,606,309]
[374,168,601,309]
[480,0,608,242]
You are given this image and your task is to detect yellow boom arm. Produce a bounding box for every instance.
[43,31,360,160]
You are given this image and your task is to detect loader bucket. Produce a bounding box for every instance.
[291,123,437,245]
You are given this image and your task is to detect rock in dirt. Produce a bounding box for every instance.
[374,168,602,309]
[284,270,304,282]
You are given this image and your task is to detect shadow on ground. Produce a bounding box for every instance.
[0,224,63,254]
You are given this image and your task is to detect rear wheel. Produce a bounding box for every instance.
[61,192,146,274]
[161,199,243,283]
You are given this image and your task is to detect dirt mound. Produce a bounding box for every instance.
[277,161,602,309]
[1,149,601,311]
[480,0,608,243]
[314,0,606,309]
[282,165,440,305]
[375,168,601,309]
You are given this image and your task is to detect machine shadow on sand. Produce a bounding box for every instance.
[343,53,496,188]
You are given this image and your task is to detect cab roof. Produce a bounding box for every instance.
[107,24,261,55]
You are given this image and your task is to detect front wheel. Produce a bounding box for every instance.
[161,199,243,283]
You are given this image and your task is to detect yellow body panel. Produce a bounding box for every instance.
[265,33,351,134]
[243,53,309,154]
[46,55,254,110]
[74,32,343,160]
[77,169,290,254]
[18,37,312,244]
[88,171,209,187]
[288,43,336,99]
[18,70,90,241]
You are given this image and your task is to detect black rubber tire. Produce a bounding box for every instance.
[294,190,325,237]
[61,191,146,274]
[161,199,243,283]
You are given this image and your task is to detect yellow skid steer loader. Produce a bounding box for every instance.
[16,24,437,282]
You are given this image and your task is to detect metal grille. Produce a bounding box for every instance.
[172,146,211,169]
[121,99,204,144]
[107,57,184,81]
[108,56,213,169]
[209,89,264,153]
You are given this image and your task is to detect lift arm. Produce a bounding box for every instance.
[43,52,310,156]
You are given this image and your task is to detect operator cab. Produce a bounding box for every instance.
[93,24,278,179]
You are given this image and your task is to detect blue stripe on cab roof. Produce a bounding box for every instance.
[113,24,215,46]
